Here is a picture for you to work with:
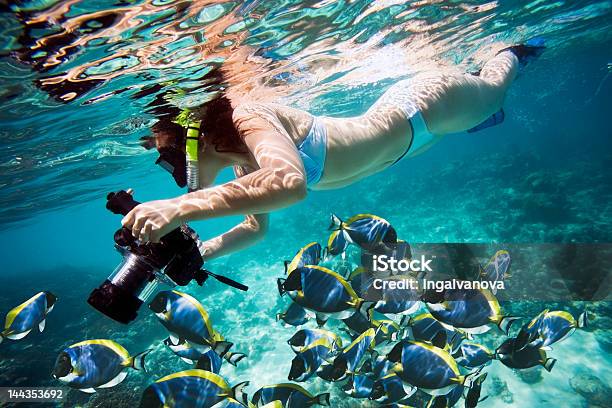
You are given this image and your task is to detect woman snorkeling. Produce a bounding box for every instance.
[122,40,545,260]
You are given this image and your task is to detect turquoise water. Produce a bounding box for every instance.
[0,1,611,407]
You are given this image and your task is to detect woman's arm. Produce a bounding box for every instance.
[181,109,308,218]
[197,165,268,260]
[122,103,307,242]
[199,213,269,260]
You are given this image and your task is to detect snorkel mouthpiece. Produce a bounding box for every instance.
[185,121,201,192]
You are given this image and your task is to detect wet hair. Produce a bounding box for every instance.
[141,69,247,155]
[199,94,248,154]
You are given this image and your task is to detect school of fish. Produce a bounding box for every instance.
[0,213,590,407]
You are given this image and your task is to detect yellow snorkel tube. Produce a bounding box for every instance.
[185,120,201,192]
[172,109,201,191]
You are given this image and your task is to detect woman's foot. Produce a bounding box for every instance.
[499,38,546,67]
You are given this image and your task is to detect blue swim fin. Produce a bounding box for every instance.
[467,109,505,133]
[499,37,546,68]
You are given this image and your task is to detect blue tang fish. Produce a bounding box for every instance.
[285,242,322,275]
[277,265,373,322]
[387,340,482,396]
[453,342,494,369]
[479,250,511,294]
[209,398,247,408]
[370,372,416,404]
[289,337,338,382]
[1,291,57,343]
[150,290,233,357]
[425,288,519,335]
[427,383,465,408]
[371,316,405,344]
[402,313,465,353]
[326,228,350,257]
[287,328,342,353]
[210,399,283,408]
[348,266,378,299]
[342,373,375,398]
[516,309,587,350]
[165,337,246,369]
[365,354,396,379]
[251,383,330,407]
[53,339,150,393]
[464,372,488,408]
[495,337,556,372]
[342,310,373,337]
[327,213,397,255]
[139,369,248,408]
[318,328,377,382]
[277,302,312,327]
[374,275,420,315]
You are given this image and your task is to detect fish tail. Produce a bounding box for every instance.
[329,213,343,231]
[226,352,247,366]
[231,381,250,406]
[462,367,485,388]
[214,340,233,358]
[277,278,287,297]
[543,358,556,372]
[577,311,588,328]
[278,269,303,294]
[357,300,375,321]
[321,246,329,261]
[45,291,58,309]
[312,392,330,406]
[0,329,9,344]
[497,316,521,335]
[476,372,488,386]
[129,349,152,372]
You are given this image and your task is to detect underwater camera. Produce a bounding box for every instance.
[88,190,247,324]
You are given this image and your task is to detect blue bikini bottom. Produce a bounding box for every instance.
[297,116,327,186]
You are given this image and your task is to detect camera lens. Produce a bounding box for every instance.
[88,253,157,324]
[87,280,142,324]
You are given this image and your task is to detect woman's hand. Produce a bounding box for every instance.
[198,238,221,261]
[121,197,183,243]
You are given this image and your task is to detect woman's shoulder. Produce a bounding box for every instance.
[233,101,313,142]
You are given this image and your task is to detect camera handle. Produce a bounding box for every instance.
[198,269,249,291]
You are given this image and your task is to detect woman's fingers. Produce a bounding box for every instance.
[122,208,135,228]
[126,188,134,195]
[149,227,161,244]
[131,214,146,239]
[140,222,153,243]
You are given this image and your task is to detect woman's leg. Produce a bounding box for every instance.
[417,51,520,135]
[479,50,520,95]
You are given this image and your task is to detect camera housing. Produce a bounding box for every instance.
[87,190,206,324]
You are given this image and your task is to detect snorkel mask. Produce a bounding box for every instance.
[154,110,201,192]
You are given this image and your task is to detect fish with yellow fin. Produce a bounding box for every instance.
[1,291,57,343]
[53,339,150,393]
